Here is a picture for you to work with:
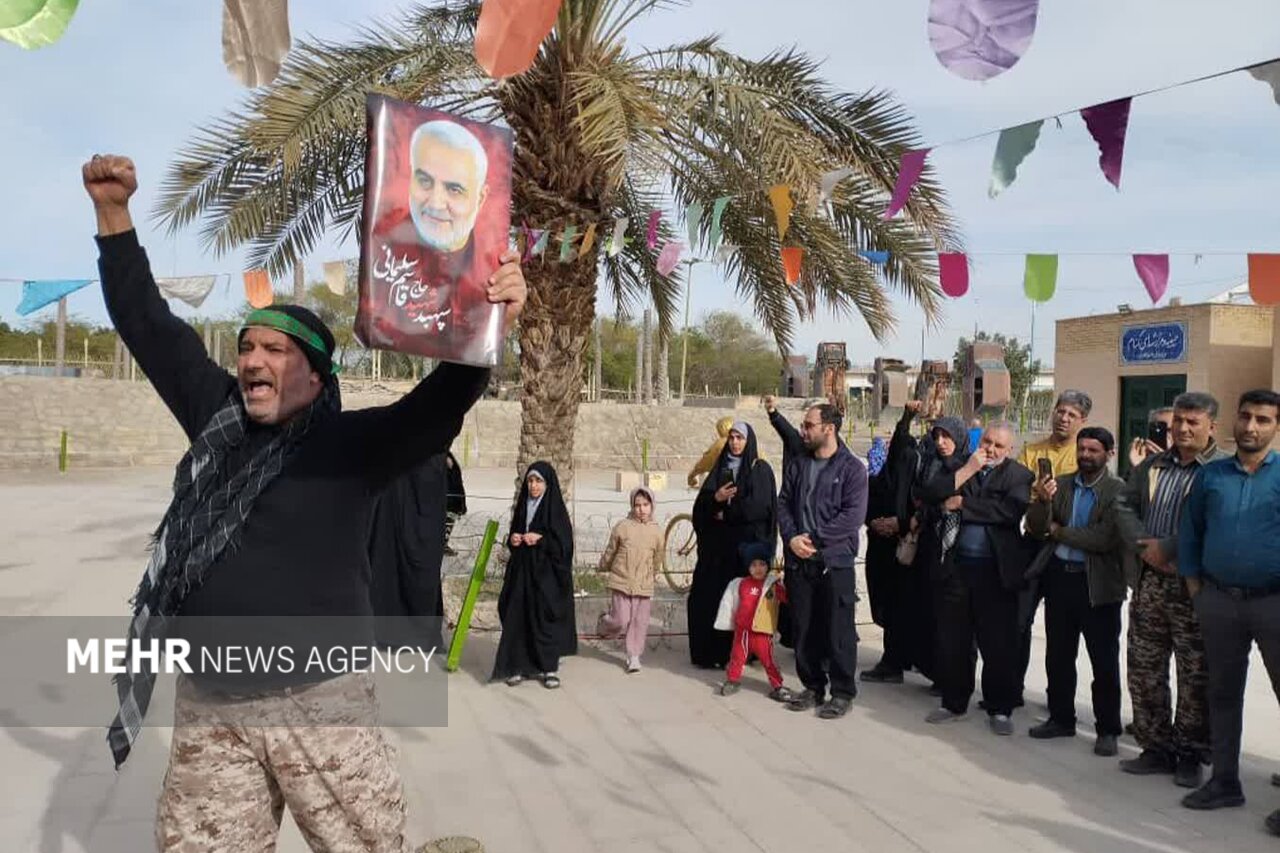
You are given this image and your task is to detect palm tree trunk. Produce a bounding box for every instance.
[656,333,670,403]
[517,261,597,497]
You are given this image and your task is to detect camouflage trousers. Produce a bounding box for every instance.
[156,672,409,852]
[1127,569,1210,761]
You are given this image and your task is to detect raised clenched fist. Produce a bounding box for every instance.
[82,155,138,208]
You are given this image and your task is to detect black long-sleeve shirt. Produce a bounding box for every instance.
[98,230,489,689]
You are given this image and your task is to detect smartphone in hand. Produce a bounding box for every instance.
[1036,457,1053,482]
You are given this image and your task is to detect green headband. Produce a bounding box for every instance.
[241,308,342,374]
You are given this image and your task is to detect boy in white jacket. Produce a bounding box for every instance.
[715,542,793,701]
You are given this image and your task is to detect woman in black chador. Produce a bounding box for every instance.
[687,422,777,668]
[492,461,577,688]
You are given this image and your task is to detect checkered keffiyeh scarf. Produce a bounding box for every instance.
[106,380,340,768]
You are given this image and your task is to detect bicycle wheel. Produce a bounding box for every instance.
[662,513,697,592]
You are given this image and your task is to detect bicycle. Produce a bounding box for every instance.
[662,512,696,592]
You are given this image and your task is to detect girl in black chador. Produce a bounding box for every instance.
[687,422,777,669]
[492,461,578,688]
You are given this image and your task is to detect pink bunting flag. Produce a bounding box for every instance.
[645,211,661,250]
[656,242,684,277]
[1080,98,1131,190]
[883,149,930,219]
[1132,254,1169,304]
[938,253,969,297]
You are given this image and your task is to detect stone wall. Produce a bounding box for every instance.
[0,375,831,472]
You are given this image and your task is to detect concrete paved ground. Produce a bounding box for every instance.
[2,467,1278,852]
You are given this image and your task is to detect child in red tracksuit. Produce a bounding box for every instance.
[714,542,793,702]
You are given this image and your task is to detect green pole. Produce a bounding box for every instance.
[446,519,499,672]
[463,433,471,467]
[641,437,650,473]
[59,430,68,473]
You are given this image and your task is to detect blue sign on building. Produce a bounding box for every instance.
[1121,322,1188,365]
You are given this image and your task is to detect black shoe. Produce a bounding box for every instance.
[1120,750,1175,775]
[1094,735,1119,757]
[1123,722,1135,736]
[1266,808,1280,836]
[1181,778,1245,810]
[860,665,904,684]
[1272,773,1280,788]
[786,689,821,712]
[817,696,853,720]
[1028,720,1077,740]
[1175,755,1205,789]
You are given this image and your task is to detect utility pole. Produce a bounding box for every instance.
[679,259,697,401]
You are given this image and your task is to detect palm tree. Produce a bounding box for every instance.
[154,0,959,491]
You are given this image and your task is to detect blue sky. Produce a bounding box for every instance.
[2,0,1278,366]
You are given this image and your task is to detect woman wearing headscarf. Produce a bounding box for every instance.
[687,421,777,668]
[492,461,577,688]
[909,415,972,685]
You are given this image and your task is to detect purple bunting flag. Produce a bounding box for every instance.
[928,0,1040,82]
[1080,98,1131,190]
[883,149,930,219]
[1132,254,1169,304]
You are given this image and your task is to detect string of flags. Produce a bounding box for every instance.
[885,54,1280,213]
[8,247,1280,320]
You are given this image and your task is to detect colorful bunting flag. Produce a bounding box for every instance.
[768,184,794,240]
[883,149,930,219]
[1023,254,1058,302]
[243,270,274,308]
[656,242,684,277]
[1,0,81,50]
[558,225,578,262]
[708,196,731,247]
[1080,98,1131,190]
[989,120,1043,198]
[819,167,854,206]
[1247,253,1280,306]
[645,211,661,250]
[15,278,92,316]
[1247,60,1280,105]
[939,253,969,297]
[781,247,804,286]
[578,223,597,259]
[156,275,218,309]
[1132,254,1169,304]
[473,0,563,79]
[685,202,704,248]
[608,218,629,257]
[323,261,347,295]
[859,251,890,265]
[532,229,550,257]
[928,0,1040,82]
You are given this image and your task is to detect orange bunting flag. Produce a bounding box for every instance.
[769,184,794,240]
[781,247,804,286]
[474,0,563,79]
[578,222,597,259]
[1247,254,1280,306]
[243,269,273,308]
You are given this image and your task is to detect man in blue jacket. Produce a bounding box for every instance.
[778,403,869,719]
[1177,388,1280,834]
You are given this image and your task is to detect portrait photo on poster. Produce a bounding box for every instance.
[356,94,514,367]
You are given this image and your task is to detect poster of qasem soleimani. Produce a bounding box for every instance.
[356,94,514,367]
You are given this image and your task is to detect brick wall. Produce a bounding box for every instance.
[0,375,827,473]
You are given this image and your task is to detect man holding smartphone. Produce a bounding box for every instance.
[1129,407,1174,471]
[1015,390,1093,707]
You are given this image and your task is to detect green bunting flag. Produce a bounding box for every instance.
[1023,254,1058,302]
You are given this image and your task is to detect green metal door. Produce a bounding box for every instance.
[1119,374,1186,476]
